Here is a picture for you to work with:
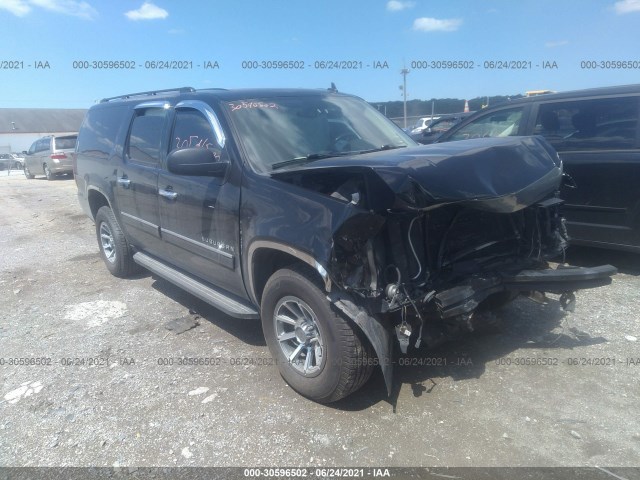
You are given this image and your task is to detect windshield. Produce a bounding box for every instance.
[224,94,416,172]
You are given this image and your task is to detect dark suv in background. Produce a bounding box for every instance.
[410,112,473,145]
[437,84,640,253]
[24,134,77,180]
[75,87,615,402]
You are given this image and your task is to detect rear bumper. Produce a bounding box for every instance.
[436,264,617,318]
[49,160,74,174]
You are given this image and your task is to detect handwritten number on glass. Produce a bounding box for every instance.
[175,136,213,150]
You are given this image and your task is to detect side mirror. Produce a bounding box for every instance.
[167,147,229,177]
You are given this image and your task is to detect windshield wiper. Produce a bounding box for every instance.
[356,144,406,155]
[272,152,346,170]
[271,145,406,170]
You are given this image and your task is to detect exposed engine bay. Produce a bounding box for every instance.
[331,199,571,348]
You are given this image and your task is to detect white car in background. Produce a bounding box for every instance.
[409,116,439,135]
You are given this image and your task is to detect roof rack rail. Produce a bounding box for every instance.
[100,87,196,103]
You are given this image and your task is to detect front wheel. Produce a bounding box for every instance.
[24,164,35,179]
[261,267,374,403]
[95,206,138,278]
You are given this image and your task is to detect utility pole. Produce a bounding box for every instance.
[400,68,409,129]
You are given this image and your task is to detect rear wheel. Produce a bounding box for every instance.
[43,164,54,181]
[95,206,138,278]
[261,267,374,403]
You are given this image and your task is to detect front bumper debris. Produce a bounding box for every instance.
[436,264,617,318]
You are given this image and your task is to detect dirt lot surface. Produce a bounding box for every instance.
[1,172,639,469]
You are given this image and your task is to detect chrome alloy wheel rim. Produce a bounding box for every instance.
[99,223,116,263]
[273,296,325,376]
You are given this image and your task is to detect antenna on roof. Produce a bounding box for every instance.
[328,82,338,93]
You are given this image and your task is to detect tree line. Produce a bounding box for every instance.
[370,95,523,119]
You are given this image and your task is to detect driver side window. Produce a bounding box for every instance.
[171,109,218,157]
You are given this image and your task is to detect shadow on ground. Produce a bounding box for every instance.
[150,276,266,347]
[147,273,608,411]
[335,295,607,411]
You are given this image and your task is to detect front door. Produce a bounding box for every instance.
[532,96,640,248]
[157,101,245,297]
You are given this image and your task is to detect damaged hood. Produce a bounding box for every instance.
[272,136,562,213]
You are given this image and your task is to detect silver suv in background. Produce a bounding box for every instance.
[23,134,77,180]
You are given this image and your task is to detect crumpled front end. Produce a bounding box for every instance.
[272,137,616,393]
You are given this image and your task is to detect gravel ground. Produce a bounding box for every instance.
[1,171,639,468]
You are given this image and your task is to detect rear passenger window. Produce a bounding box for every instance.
[170,109,217,153]
[127,108,168,166]
[447,107,524,141]
[533,97,639,151]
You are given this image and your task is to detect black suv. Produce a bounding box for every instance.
[75,87,615,402]
[437,84,640,253]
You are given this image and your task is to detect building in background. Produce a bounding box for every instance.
[0,109,86,154]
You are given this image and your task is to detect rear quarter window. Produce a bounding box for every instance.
[36,138,50,152]
[77,105,129,159]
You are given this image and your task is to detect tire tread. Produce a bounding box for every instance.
[278,265,375,402]
[95,206,140,278]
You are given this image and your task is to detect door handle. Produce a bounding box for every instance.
[159,188,178,201]
[117,177,131,189]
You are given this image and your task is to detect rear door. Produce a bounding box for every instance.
[157,101,245,297]
[116,103,170,256]
[531,95,640,248]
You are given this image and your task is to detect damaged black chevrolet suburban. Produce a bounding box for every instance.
[75,87,616,402]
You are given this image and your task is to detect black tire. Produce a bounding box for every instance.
[43,164,54,181]
[24,165,35,179]
[95,206,138,278]
[261,267,374,403]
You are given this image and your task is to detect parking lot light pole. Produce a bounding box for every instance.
[400,68,409,129]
